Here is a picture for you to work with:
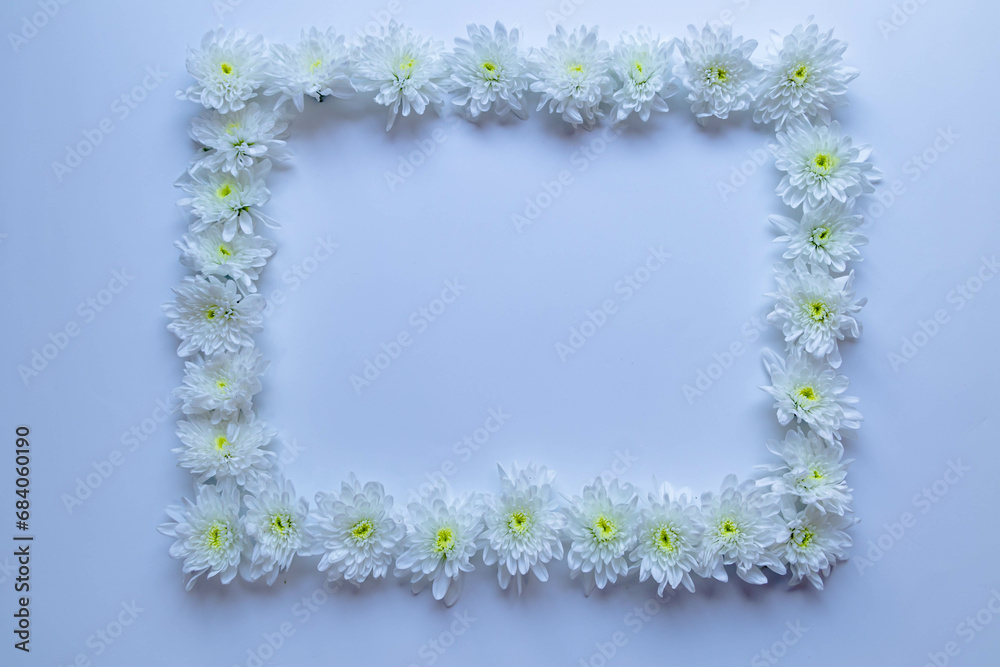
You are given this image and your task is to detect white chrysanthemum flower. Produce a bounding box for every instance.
[758,429,853,516]
[754,22,858,129]
[173,415,276,491]
[609,28,678,123]
[700,475,788,585]
[761,349,862,441]
[189,103,290,176]
[352,21,447,131]
[179,28,268,113]
[243,476,316,585]
[530,25,613,129]
[563,477,638,596]
[770,199,867,272]
[774,120,879,210]
[158,480,246,590]
[479,463,566,594]
[314,474,405,585]
[176,226,275,294]
[444,22,531,120]
[772,504,855,589]
[676,24,758,122]
[629,483,703,595]
[178,161,273,243]
[163,276,265,357]
[175,348,268,423]
[766,259,866,368]
[264,27,355,113]
[394,485,482,606]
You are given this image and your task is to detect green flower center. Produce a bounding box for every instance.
[807,300,832,323]
[720,518,740,537]
[568,62,584,74]
[434,527,456,554]
[797,386,817,401]
[310,59,322,71]
[220,62,233,76]
[707,66,728,84]
[205,307,217,320]
[591,515,619,543]
[810,153,838,176]
[216,184,232,198]
[507,510,531,535]
[793,527,815,548]
[654,525,679,554]
[810,226,831,246]
[789,63,809,85]
[218,244,232,258]
[351,519,374,542]
[270,512,294,536]
[205,521,230,551]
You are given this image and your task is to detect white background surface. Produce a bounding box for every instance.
[2,0,999,665]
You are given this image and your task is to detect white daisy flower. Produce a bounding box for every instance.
[700,475,788,585]
[629,483,703,595]
[758,429,853,516]
[754,21,858,129]
[774,119,879,210]
[243,476,316,585]
[158,480,246,590]
[264,27,355,113]
[352,21,448,131]
[177,161,273,243]
[609,28,678,123]
[444,22,531,120]
[761,348,862,441]
[176,227,275,294]
[394,485,482,606]
[163,276,265,357]
[766,259,866,368]
[530,25,613,129]
[563,477,638,596]
[313,474,405,585]
[479,463,566,594]
[676,24,758,122]
[770,199,867,272]
[179,28,268,113]
[173,415,276,492]
[175,348,268,424]
[772,504,855,589]
[189,102,290,176]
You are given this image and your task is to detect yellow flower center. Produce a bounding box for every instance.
[789,63,809,84]
[568,63,584,74]
[351,519,374,542]
[811,153,838,175]
[220,62,233,75]
[216,379,228,389]
[793,527,815,548]
[216,184,232,198]
[807,300,831,322]
[591,515,619,543]
[205,307,217,320]
[507,510,531,535]
[720,518,739,536]
[811,469,823,480]
[310,59,322,71]
[270,512,293,536]
[205,521,229,551]
[797,386,817,401]
[434,527,456,554]
[654,525,679,554]
[218,244,232,258]
[707,66,728,84]
[811,226,831,246]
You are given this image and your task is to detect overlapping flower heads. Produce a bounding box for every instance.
[161,19,876,604]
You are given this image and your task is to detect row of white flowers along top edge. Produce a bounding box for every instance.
[158,19,880,605]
